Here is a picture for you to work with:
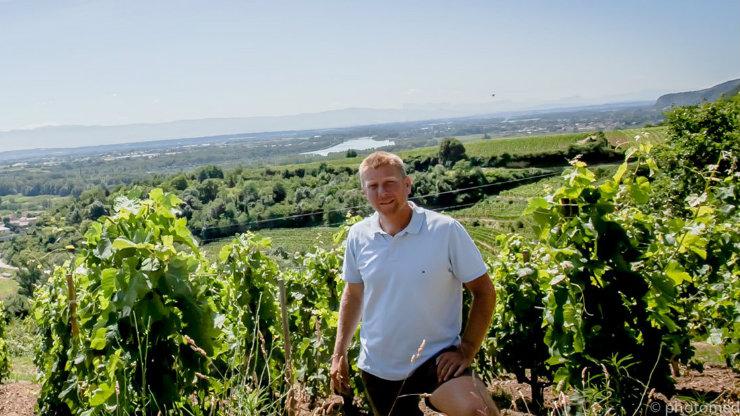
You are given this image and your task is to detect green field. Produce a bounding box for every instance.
[454,163,621,220]
[250,130,615,175]
[604,126,669,147]
[452,162,624,252]
[403,132,588,159]
[0,194,72,216]
[202,226,340,258]
[0,277,18,300]
[452,173,560,222]
[234,126,669,183]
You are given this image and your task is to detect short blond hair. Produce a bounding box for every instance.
[358,151,407,182]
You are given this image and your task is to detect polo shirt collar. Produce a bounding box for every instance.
[370,201,424,236]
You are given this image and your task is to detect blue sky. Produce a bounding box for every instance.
[1,0,738,130]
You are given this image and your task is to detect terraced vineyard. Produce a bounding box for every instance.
[3,95,738,416]
[456,163,625,252]
[202,226,339,259]
[465,225,501,255]
[404,132,588,159]
[604,126,669,147]
[456,197,529,220]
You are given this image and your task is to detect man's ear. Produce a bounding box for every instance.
[404,175,413,193]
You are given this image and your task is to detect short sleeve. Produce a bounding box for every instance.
[448,220,488,283]
[342,227,363,283]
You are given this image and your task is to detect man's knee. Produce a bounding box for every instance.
[461,397,498,416]
[431,394,499,416]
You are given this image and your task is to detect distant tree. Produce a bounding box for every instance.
[169,174,189,191]
[439,137,467,167]
[346,149,358,158]
[197,179,221,204]
[238,184,258,210]
[181,187,201,205]
[225,172,238,187]
[197,165,224,182]
[323,201,345,225]
[498,152,512,167]
[208,198,227,219]
[483,133,492,140]
[2,217,19,233]
[272,183,287,203]
[294,186,312,204]
[67,208,82,224]
[14,259,44,298]
[180,194,199,220]
[86,200,108,220]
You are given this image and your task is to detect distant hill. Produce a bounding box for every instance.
[0,99,653,153]
[655,79,740,109]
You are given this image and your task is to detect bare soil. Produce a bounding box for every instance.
[487,364,739,415]
[0,381,38,416]
[0,366,736,415]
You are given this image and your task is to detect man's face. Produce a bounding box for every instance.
[360,164,412,216]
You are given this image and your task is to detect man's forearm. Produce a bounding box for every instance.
[460,285,496,359]
[333,285,363,356]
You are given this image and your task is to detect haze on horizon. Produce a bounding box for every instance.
[1,0,739,142]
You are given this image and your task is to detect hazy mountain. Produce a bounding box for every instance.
[0,108,451,152]
[655,79,740,109]
[2,80,735,153]
[0,90,667,153]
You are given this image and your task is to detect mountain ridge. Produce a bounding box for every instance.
[655,78,740,109]
[0,100,652,153]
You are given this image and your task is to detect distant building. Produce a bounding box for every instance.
[0,225,13,242]
[8,215,38,228]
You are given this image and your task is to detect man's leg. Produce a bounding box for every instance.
[361,370,424,416]
[429,375,500,416]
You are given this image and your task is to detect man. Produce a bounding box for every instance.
[331,151,499,416]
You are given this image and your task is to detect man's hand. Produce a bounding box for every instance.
[435,342,475,383]
[330,353,351,395]
[331,283,362,396]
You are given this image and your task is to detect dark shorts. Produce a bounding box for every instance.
[360,345,473,416]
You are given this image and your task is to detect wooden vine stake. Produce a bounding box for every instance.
[277,279,293,383]
[66,272,79,339]
[64,245,80,339]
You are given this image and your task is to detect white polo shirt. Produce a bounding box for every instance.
[342,201,488,381]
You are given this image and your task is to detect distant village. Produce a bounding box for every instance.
[0,212,39,241]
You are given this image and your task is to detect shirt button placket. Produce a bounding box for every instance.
[387,233,404,263]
